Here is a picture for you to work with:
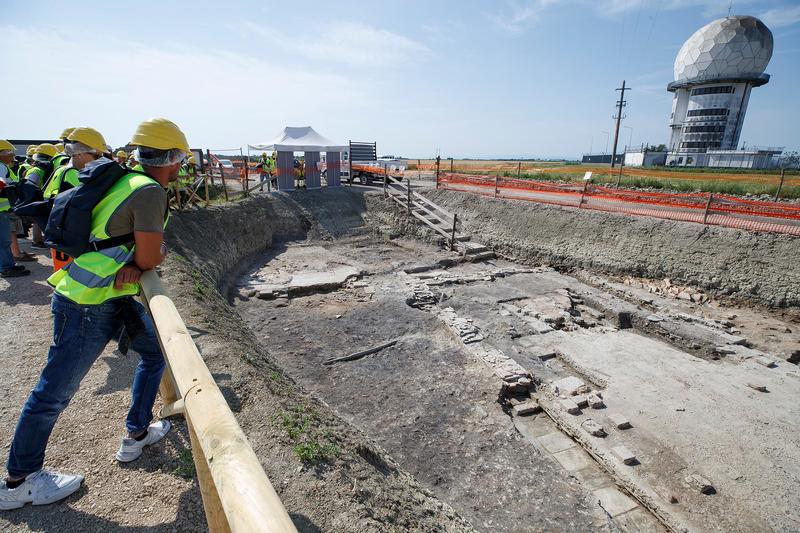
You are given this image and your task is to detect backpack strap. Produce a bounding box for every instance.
[90,233,135,251]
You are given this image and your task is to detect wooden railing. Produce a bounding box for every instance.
[140,270,297,533]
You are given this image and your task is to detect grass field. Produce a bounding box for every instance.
[409,159,800,199]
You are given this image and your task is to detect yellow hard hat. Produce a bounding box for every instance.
[26,145,36,155]
[187,155,196,163]
[0,139,14,152]
[130,118,190,152]
[59,127,76,140]
[67,127,107,154]
[55,142,65,153]
[116,150,127,159]
[35,143,58,158]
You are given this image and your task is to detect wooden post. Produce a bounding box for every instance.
[450,214,458,251]
[219,164,229,202]
[494,176,499,198]
[435,155,441,189]
[204,174,210,207]
[775,168,786,201]
[579,180,590,208]
[207,150,215,185]
[383,172,388,196]
[450,158,453,172]
[703,193,713,224]
[175,184,183,210]
[517,161,521,179]
[616,159,624,188]
[406,180,412,214]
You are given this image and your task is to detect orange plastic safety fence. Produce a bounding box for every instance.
[437,173,800,236]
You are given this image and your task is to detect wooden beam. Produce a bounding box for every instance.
[140,271,297,533]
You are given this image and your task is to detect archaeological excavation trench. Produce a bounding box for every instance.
[164,187,799,532]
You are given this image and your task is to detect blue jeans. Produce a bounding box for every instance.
[6,293,166,478]
[0,214,14,271]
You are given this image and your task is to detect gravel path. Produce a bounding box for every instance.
[0,247,206,532]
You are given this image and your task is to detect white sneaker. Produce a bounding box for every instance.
[0,469,84,510]
[115,420,172,463]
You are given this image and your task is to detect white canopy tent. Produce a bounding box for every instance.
[248,126,346,190]
[248,126,347,153]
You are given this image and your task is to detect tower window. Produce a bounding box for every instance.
[690,86,734,96]
[687,108,730,117]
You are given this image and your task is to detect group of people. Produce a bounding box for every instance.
[0,118,190,510]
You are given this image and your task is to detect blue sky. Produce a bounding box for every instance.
[3,0,799,159]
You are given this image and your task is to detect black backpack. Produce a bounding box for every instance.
[44,161,134,258]
[13,167,80,228]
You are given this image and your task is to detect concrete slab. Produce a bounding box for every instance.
[538,431,578,454]
[553,376,587,396]
[288,266,361,293]
[553,446,594,472]
[593,486,639,517]
[614,507,664,532]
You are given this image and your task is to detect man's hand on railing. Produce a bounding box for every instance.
[115,264,143,289]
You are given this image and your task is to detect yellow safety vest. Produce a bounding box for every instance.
[48,172,167,305]
[0,165,19,212]
[43,166,80,199]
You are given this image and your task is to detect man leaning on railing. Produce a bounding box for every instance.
[0,118,190,510]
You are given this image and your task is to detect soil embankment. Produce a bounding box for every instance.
[365,189,800,308]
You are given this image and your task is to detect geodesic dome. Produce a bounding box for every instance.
[674,16,773,82]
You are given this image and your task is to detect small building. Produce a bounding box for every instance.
[624,149,667,167]
[581,154,624,165]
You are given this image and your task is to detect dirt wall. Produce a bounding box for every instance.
[163,192,473,532]
[364,189,800,308]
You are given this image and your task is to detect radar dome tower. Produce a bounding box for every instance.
[667,16,773,166]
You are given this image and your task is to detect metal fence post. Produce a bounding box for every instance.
[383,172,388,196]
[407,180,412,214]
[703,192,713,224]
[435,155,441,189]
[616,160,624,188]
[219,164,229,202]
[204,174,210,207]
[494,176,499,198]
[517,161,521,179]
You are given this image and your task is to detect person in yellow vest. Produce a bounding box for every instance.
[51,128,74,170]
[24,143,59,249]
[17,146,36,178]
[0,118,189,509]
[43,128,106,199]
[0,140,31,277]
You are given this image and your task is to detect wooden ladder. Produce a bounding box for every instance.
[383,176,493,261]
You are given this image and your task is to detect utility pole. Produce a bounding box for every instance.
[610,80,631,168]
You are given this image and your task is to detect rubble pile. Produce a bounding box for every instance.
[624,276,710,304]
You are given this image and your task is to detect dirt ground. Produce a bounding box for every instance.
[234,227,800,532]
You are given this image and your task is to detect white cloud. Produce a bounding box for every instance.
[489,0,562,33]
[759,5,800,28]
[234,21,430,67]
[3,26,374,148]
[490,0,766,31]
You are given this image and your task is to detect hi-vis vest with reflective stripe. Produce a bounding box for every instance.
[0,165,19,212]
[47,172,165,305]
[52,153,69,169]
[43,166,80,199]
